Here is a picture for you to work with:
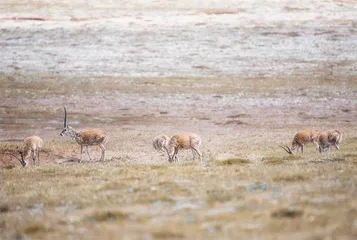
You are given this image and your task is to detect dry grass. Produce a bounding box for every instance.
[215,158,250,165]
[1,75,357,239]
[1,152,357,239]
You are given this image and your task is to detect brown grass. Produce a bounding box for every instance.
[215,158,250,165]
[1,75,357,239]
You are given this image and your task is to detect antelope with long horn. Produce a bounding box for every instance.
[167,133,202,162]
[9,136,43,167]
[279,130,319,155]
[317,130,342,153]
[60,106,108,162]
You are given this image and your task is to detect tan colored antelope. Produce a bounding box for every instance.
[60,106,108,162]
[280,130,319,155]
[153,134,170,155]
[317,130,342,153]
[167,133,202,162]
[9,136,43,167]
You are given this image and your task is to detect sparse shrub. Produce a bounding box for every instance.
[22,223,47,234]
[271,208,303,218]
[0,204,9,213]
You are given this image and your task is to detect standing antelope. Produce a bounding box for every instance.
[167,133,202,162]
[9,136,43,167]
[60,106,108,162]
[280,130,319,155]
[317,130,342,153]
[153,134,170,156]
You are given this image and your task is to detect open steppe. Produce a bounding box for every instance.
[1,75,357,239]
[1,0,357,239]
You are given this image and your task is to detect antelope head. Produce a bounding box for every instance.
[60,106,70,137]
[279,145,293,155]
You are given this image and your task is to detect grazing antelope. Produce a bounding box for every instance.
[279,130,319,155]
[317,130,342,153]
[153,134,170,155]
[9,136,43,167]
[167,133,202,162]
[60,106,108,162]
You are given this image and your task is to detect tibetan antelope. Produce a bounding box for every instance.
[280,130,319,155]
[60,106,108,162]
[153,134,170,155]
[317,130,342,153]
[9,136,43,167]
[167,133,202,162]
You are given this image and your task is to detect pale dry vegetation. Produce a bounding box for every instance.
[1,74,357,239]
[1,151,357,239]
[1,0,357,238]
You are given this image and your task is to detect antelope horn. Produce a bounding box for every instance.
[7,153,27,167]
[63,106,67,127]
[164,147,173,163]
[279,145,293,155]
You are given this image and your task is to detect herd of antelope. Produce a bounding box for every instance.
[6,107,342,167]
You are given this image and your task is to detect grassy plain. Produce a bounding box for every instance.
[1,75,357,239]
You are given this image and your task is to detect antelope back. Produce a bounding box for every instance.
[170,133,201,149]
[318,131,329,144]
[23,136,43,151]
[78,130,108,145]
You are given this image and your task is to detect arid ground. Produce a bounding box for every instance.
[1,1,357,239]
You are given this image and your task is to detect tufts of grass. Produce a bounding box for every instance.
[273,174,308,182]
[149,165,168,170]
[0,142,21,154]
[271,208,303,218]
[215,158,250,165]
[85,209,128,222]
[326,157,346,162]
[0,204,9,213]
[206,189,241,202]
[22,223,47,234]
[158,181,192,196]
[1,165,16,170]
[96,182,127,192]
[262,157,284,164]
[151,230,184,239]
